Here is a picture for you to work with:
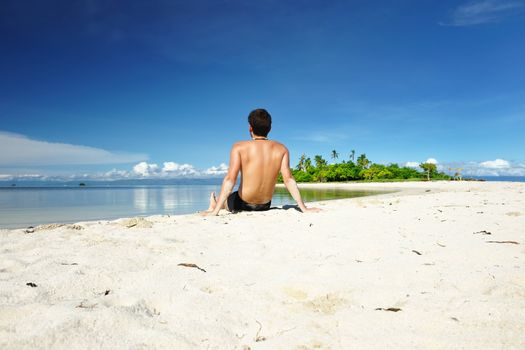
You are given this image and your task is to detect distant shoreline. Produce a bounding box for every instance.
[1,175,524,188]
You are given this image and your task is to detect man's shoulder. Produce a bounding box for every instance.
[231,140,288,152]
[270,140,288,151]
[231,140,250,148]
[231,139,286,145]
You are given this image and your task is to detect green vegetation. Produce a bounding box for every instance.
[419,162,437,181]
[280,152,451,183]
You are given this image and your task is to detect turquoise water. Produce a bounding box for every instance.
[0,185,386,229]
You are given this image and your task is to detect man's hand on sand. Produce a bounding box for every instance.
[302,207,322,213]
[199,210,217,217]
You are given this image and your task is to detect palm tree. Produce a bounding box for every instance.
[314,155,327,169]
[350,149,355,161]
[297,153,306,171]
[331,149,339,162]
[304,157,312,171]
[357,154,370,169]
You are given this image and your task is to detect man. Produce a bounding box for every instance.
[202,108,321,215]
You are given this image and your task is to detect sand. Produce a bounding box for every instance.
[1,181,524,349]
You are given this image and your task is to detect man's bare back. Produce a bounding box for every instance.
[202,108,320,215]
[234,139,286,204]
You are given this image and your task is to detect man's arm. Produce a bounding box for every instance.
[280,148,321,213]
[207,144,241,216]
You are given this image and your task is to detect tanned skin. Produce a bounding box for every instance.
[202,125,321,216]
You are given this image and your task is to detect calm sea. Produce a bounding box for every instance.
[469,176,525,182]
[0,185,384,229]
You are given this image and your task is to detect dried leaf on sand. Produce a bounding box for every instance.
[375,307,402,312]
[473,230,491,235]
[178,263,206,272]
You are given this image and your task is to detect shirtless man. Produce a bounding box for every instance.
[202,108,320,215]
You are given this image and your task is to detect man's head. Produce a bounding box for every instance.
[248,108,272,137]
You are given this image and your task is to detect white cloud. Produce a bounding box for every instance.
[133,162,160,176]
[0,160,229,181]
[0,131,147,166]
[204,163,228,176]
[0,173,45,180]
[405,158,441,170]
[162,162,198,176]
[162,162,179,172]
[10,174,43,178]
[131,161,206,178]
[440,159,525,176]
[104,168,131,179]
[479,158,510,169]
[442,0,523,26]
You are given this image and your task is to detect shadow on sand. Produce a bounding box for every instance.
[271,204,301,212]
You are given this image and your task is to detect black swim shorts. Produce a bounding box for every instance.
[226,191,271,212]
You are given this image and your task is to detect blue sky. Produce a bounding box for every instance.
[1,0,525,179]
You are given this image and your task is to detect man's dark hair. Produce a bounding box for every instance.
[248,108,272,137]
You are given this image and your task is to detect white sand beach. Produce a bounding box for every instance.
[1,181,524,349]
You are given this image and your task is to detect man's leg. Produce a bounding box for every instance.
[207,192,217,211]
[207,192,228,211]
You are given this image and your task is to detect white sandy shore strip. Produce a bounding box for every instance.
[1,181,524,349]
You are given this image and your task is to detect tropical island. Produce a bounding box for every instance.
[281,150,453,183]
